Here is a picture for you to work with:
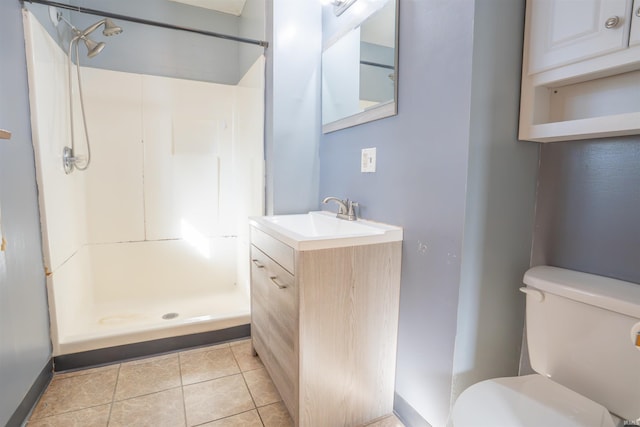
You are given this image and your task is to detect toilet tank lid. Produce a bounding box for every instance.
[524,266,640,318]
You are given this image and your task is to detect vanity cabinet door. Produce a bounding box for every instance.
[250,244,298,418]
[527,0,631,74]
[250,247,271,360]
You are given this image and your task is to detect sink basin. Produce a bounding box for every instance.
[249,211,403,250]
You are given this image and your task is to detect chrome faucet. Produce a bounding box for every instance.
[322,197,359,221]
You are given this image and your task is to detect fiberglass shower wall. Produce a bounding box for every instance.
[22,5,264,355]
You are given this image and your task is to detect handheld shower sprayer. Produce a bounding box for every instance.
[55,11,123,173]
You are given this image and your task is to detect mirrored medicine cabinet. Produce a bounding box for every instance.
[322,0,399,133]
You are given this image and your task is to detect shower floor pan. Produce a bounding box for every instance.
[49,240,251,356]
[56,288,250,356]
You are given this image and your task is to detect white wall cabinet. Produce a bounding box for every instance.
[527,0,631,74]
[520,0,640,142]
[249,226,402,427]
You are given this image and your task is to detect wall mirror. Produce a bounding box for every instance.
[322,0,398,133]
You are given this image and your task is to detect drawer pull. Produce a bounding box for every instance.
[604,15,620,29]
[269,276,287,289]
[252,259,265,268]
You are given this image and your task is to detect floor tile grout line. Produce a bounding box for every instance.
[231,339,270,426]
[110,384,184,404]
[111,352,184,402]
[181,367,244,387]
[178,351,189,426]
[229,341,264,374]
[179,342,232,357]
[231,344,262,412]
[179,343,248,426]
[53,364,121,380]
[106,363,122,425]
[29,364,122,422]
[185,374,248,387]
[228,343,243,375]
[239,368,263,423]
[180,344,245,387]
[28,402,113,422]
[190,408,263,427]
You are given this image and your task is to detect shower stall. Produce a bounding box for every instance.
[21,1,266,357]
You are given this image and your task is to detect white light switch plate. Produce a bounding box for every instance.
[361,147,376,173]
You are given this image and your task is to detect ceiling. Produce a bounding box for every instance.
[168,0,247,16]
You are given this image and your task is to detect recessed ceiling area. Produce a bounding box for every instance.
[168,0,247,16]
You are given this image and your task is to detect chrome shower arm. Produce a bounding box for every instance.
[80,19,106,37]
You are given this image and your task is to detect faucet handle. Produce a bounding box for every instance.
[347,201,358,220]
[338,199,349,214]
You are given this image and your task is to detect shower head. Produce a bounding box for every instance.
[80,18,123,38]
[82,37,106,58]
[102,19,123,37]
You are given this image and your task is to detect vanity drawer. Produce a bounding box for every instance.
[251,226,295,274]
[250,245,297,341]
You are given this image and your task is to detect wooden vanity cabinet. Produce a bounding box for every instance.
[250,226,402,427]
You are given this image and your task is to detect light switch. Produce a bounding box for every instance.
[361,147,376,173]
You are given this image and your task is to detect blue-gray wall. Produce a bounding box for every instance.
[25,0,264,84]
[0,1,52,425]
[451,0,538,406]
[265,0,321,215]
[531,136,640,282]
[320,0,538,425]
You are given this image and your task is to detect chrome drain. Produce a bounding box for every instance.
[162,312,179,320]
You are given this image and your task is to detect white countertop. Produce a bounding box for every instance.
[249,211,403,251]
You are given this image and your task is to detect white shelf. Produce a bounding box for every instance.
[520,60,640,143]
[521,112,640,143]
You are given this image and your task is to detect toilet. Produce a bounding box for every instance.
[451,266,640,427]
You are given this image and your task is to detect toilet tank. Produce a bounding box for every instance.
[524,266,640,422]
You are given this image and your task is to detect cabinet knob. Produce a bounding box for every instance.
[636,7,640,18]
[604,15,620,29]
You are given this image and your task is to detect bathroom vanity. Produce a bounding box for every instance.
[249,211,403,426]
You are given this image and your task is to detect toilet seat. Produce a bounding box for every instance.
[451,374,615,427]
